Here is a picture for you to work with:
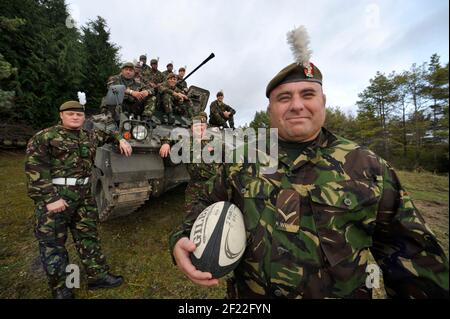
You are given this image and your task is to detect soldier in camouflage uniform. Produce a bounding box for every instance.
[159,112,217,214]
[25,101,132,299]
[107,62,156,117]
[159,73,194,123]
[161,62,174,80]
[169,28,449,298]
[146,58,165,90]
[208,91,236,129]
[176,67,188,93]
[134,54,151,83]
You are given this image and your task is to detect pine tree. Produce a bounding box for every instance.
[249,110,269,131]
[0,0,84,128]
[356,72,397,159]
[81,17,120,112]
[424,54,449,142]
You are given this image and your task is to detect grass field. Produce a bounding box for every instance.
[0,150,448,299]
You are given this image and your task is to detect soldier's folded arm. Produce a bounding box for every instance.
[371,160,449,298]
[25,132,61,206]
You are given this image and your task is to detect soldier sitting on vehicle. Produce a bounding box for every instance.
[135,54,151,83]
[176,67,188,93]
[107,62,156,118]
[159,73,193,124]
[161,62,174,80]
[147,58,165,91]
[208,91,236,129]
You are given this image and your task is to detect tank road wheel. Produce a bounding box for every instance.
[92,168,152,222]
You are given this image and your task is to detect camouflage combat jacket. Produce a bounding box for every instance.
[161,70,173,79]
[209,100,236,126]
[169,128,449,298]
[160,136,217,181]
[25,125,121,206]
[147,69,165,85]
[135,63,151,83]
[159,83,185,97]
[107,74,152,101]
[176,77,188,92]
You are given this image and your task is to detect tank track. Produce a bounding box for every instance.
[97,181,152,222]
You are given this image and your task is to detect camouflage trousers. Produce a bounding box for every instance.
[210,114,235,129]
[161,94,193,118]
[121,95,156,117]
[34,186,109,291]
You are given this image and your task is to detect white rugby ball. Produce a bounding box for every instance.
[190,201,246,278]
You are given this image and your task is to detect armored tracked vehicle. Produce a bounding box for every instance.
[86,84,210,221]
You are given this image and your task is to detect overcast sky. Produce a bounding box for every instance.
[68,0,449,127]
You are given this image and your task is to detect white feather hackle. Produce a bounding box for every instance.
[286,25,312,67]
[77,91,86,106]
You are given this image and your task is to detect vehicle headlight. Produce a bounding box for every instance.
[123,122,132,131]
[131,125,148,141]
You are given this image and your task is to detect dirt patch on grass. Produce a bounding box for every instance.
[414,200,449,254]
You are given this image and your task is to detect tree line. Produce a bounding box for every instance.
[1,1,448,173]
[249,54,449,173]
[0,0,120,129]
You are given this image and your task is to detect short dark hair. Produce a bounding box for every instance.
[216,92,224,97]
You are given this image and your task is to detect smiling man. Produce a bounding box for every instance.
[25,100,132,299]
[169,26,449,299]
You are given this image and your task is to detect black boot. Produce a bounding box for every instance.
[88,273,124,290]
[52,287,75,299]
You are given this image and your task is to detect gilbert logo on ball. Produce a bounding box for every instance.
[190,201,246,278]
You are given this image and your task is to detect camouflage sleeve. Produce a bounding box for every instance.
[138,82,153,96]
[160,137,171,145]
[371,161,449,298]
[159,85,175,96]
[225,104,236,115]
[168,163,231,258]
[92,129,121,147]
[158,73,165,84]
[24,133,61,205]
[209,102,226,125]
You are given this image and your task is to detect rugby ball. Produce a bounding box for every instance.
[190,201,246,278]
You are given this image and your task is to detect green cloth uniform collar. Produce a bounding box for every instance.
[278,139,314,163]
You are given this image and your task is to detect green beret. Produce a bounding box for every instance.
[139,55,147,60]
[59,101,85,112]
[150,59,158,64]
[192,112,208,123]
[266,62,322,98]
[121,62,135,69]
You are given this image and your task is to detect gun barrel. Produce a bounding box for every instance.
[181,53,215,83]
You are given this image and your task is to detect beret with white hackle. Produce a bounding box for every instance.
[266,26,322,98]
